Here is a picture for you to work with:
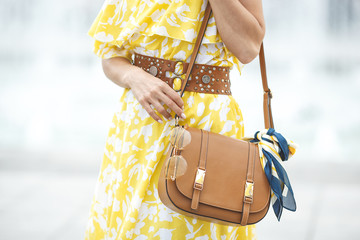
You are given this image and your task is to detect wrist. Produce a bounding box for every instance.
[123,65,143,89]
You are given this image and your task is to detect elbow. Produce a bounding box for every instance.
[232,28,266,64]
[102,58,111,75]
[235,42,262,64]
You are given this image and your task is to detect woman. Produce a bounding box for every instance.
[85,0,265,239]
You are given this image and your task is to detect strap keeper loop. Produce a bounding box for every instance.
[265,89,273,99]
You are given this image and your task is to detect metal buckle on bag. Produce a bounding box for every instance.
[244,181,254,203]
[194,168,206,190]
[265,89,273,99]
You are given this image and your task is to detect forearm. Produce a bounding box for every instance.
[101,57,140,89]
[208,0,265,64]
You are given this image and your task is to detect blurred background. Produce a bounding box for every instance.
[0,0,359,239]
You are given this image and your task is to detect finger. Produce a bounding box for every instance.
[151,100,172,120]
[158,92,185,119]
[160,84,184,109]
[142,102,163,123]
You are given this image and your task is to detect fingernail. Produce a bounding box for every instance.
[158,119,163,124]
[181,113,186,119]
[181,105,184,110]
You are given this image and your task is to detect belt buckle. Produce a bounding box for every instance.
[174,60,185,76]
[172,60,186,92]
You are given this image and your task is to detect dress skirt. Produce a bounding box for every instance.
[84,88,257,239]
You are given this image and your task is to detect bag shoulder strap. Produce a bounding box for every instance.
[177,2,274,130]
[178,2,212,99]
[259,44,274,129]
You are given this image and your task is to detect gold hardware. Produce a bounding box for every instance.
[174,60,185,76]
[244,181,254,203]
[194,168,206,190]
[171,77,183,92]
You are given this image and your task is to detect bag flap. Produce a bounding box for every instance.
[175,126,270,213]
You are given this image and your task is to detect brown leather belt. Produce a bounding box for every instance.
[133,53,232,95]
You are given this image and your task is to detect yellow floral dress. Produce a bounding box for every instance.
[85,0,257,239]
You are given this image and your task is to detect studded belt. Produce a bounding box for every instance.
[133,53,232,95]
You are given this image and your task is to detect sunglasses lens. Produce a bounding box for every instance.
[164,155,188,180]
[169,127,191,149]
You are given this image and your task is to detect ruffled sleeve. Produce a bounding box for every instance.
[92,40,133,61]
[88,0,133,61]
[88,0,219,58]
[88,0,218,44]
[88,0,244,72]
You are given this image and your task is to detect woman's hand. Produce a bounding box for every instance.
[126,66,186,123]
[102,57,185,123]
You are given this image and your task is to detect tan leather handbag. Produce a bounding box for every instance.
[158,2,274,226]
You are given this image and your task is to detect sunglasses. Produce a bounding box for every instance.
[164,126,191,180]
